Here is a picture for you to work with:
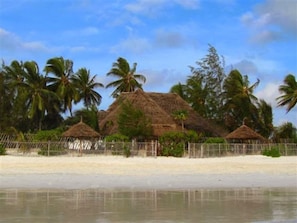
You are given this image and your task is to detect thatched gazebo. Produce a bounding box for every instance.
[63,120,100,154]
[225,124,266,143]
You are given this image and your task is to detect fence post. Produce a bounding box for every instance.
[47,141,50,157]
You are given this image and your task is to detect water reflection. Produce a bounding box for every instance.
[0,188,296,223]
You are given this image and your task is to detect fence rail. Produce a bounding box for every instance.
[1,140,159,157]
[188,143,297,158]
[1,139,296,157]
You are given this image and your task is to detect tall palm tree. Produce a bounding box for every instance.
[21,61,58,130]
[105,57,146,98]
[223,69,260,130]
[1,60,30,130]
[277,74,297,112]
[71,68,104,109]
[44,57,78,116]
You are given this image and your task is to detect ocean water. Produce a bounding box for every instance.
[0,188,296,223]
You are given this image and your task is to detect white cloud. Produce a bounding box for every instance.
[255,82,280,107]
[0,28,49,52]
[110,37,151,54]
[250,30,281,44]
[125,0,168,15]
[241,0,297,44]
[231,59,258,75]
[125,0,199,16]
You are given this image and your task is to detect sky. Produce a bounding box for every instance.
[0,0,296,127]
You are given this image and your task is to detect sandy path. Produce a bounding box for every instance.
[1,155,296,189]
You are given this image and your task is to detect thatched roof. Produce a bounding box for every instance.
[147,92,227,136]
[225,124,266,142]
[63,121,100,139]
[99,89,227,137]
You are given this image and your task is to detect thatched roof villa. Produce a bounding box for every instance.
[98,89,227,138]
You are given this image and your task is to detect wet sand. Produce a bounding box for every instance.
[1,155,296,189]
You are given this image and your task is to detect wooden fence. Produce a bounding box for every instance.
[1,136,296,158]
[188,143,297,158]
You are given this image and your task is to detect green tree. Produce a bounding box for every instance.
[273,122,297,143]
[117,101,152,139]
[172,110,188,132]
[222,69,260,130]
[169,82,188,100]
[44,57,78,116]
[0,63,12,131]
[1,60,32,132]
[71,68,104,109]
[184,75,208,117]
[189,45,226,123]
[277,74,297,112]
[20,61,58,130]
[106,57,146,98]
[64,106,99,131]
[256,99,273,138]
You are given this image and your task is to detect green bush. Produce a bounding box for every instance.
[262,147,281,157]
[33,129,63,141]
[204,137,226,144]
[104,133,129,142]
[159,131,187,157]
[0,144,6,155]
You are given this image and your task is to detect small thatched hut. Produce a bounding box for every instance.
[99,89,227,137]
[63,120,101,154]
[225,124,266,143]
[63,120,100,139]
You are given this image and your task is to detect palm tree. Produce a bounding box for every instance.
[106,57,146,98]
[277,74,297,112]
[21,61,58,130]
[44,57,78,116]
[172,110,188,132]
[169,82,188,100]
[223,69,260,130]
[256,99,273,138]
[71,68,104,109]
[1,60,30,131]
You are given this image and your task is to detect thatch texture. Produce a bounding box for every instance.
[63,121,100,139]
[225,125,266,142]
[147,92,227,136]
[99,89,227,137]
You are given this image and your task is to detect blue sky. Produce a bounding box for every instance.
[0,0,296,126]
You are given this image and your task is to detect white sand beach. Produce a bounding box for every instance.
[0,155,296,189]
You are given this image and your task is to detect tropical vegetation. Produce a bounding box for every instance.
[105,57,146,98]
[0,46,296,143]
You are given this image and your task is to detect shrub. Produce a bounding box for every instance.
[0,144,6,155]
[33,129,63,141]
[104,133,129,142]
[159,131,186,157]
[262,147,281,158]
[204,137,226,144]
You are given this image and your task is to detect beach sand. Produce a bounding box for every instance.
[0,155,296,189]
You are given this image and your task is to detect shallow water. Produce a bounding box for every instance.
[0,188,296,223]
